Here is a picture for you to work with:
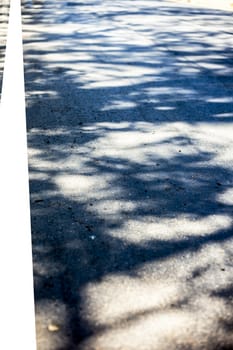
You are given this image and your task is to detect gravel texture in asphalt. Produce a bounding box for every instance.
[22,0,233,349]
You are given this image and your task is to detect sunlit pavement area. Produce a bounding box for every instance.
[22,0,233,349]
[169,0,233,12]
[0,0,10,100]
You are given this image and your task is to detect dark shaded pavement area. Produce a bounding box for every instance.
[22,0,233,349]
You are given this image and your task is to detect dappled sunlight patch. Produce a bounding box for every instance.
[27,121,233,223]
[155,106,176,111]
[76,65,160,89]
[107,214,232,243]
[217,188,233,206]
[169,0,233,12]
[207,97,233,104]
[92,124,191,161]
[80,310,200,350]
[144,86,197,98]
[33,251,66,279]
[101,100,137,111]
[178,66,201,74]
[81,275,182,326]
[190,123,233,166]
[33,239,65,280]
[80,254,233,349]
[23,0,233,94]
[55,173,122,200]
[27,90,59,97]
[214,113,233,118]
[77,234,233,349]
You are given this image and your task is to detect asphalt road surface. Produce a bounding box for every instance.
[22,1,233,349]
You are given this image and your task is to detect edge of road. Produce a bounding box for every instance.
[0,0,36,348]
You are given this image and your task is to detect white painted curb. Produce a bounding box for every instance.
[0,0,36,348]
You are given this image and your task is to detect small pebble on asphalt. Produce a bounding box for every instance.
[48,324,60,332]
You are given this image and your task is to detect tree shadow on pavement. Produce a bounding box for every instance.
[22,0,233,349]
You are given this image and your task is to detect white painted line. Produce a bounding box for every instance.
[0,0,36,348]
